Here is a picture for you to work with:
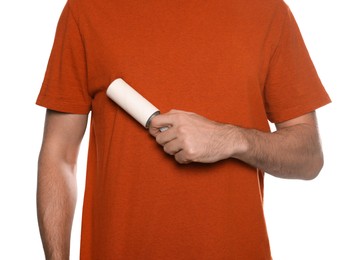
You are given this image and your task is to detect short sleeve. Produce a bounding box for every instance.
[36,2,91,114]
[264,5,331,123]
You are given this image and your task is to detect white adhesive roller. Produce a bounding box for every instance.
[106,78,160,128]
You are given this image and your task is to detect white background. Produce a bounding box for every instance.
[0,0,354,259]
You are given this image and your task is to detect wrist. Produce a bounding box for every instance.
[221,124,249,160]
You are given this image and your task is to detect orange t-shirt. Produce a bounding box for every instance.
[37,0,331,259]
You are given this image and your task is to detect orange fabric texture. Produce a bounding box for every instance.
[37,0,331,259]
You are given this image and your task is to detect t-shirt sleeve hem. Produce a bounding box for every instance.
[267,98,331,124]
[36,95,91,115]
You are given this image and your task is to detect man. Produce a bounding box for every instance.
[36,0,330,259]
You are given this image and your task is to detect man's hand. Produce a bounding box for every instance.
[149,110,238,164]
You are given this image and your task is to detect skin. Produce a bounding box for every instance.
[37,109,88,260]
[37,108,323,258]
[149,109,324,180]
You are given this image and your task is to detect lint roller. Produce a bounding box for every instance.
[106,78,166,130]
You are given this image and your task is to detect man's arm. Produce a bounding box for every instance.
[149,110,323,180]
[37,109,88,260]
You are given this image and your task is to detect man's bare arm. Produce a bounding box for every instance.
[231,112,323,179]
[37,109,88,260]
[149,110,323,180]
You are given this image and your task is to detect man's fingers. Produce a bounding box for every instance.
[148,114,173,137]
[163,140,182,155]
[155,128,176,145]
[149,109,188,135]
[149,109,221,164]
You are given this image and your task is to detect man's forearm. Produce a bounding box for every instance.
[37,157,77,260]
[229,123,324,180]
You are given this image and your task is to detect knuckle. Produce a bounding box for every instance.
[184,147,197,161]
[176,125,188,136]
[155,135,163,144]
[176,155,189,164]
[163,145,173,155]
